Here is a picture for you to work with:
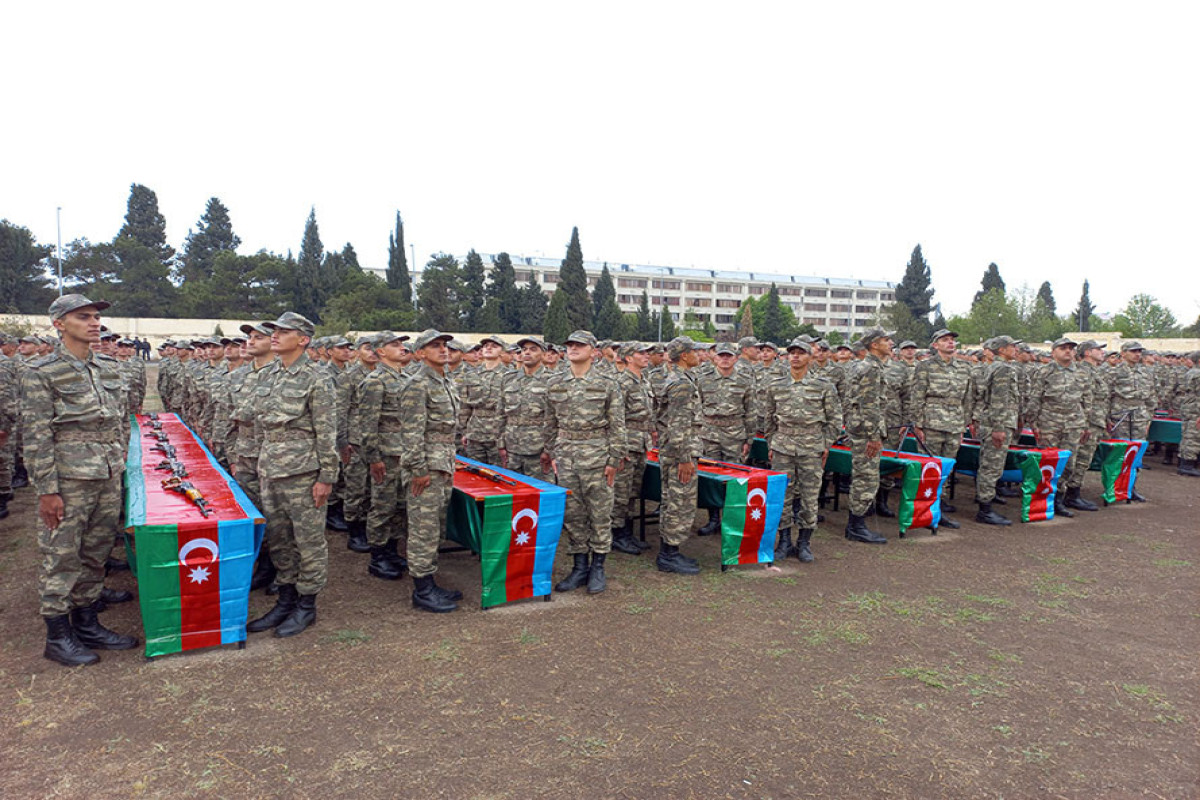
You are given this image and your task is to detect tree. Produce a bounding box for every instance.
[759,284,792,344]
[321,268,417,333]
[517,271,548,334]
[543,288,571,344]
[973,263,1006,307]
[656,305,678,340]
[557,227,592,331]
[592,265,623,339]
[894,244,935,344]
[948,288,1021,344]
[1112,294,1179,338]
[635,291,655,340]
[180,197,239,284]
[485,252,520,333]
[737,304,755,339]
[117,183,174,266]
[386,212,413,309]
[417,254,462,330]
[106,236,177,317]
[295,208,325,320]
[1181,315,1200,338]
[1072,280,1096,332]
[0,220,54,312]
[460,249,487,331]
[1036,281,1056,314]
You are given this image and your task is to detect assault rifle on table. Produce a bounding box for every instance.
[161,476,212,517]
[697,458,754,473]
[145,430,169,442]
[153,459,189,478]
[152,443,177,460]
[455,462,519,487]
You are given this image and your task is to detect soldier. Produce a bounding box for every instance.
[359,332,412,581]
[1027,338,1092,517]
[544,331,626,592]
[843,327,894,544]
[764,339,842,561]
[399,330,463,612]
[497,336,552,479]
[1065,340,1112,505]
[694,341,756,536]
[878,339,918,516]
[0,338,15,519]
[459,335,507,464]
[652,336,705,574]
[610,341,655,556]
[228,323,277,590]
[246,313,338,638]
[1108,341,1156,441]
[115,338,146,415]
[24,295,139,666]
[911,329,974,529]
[973,336,1022,525]
[340,337,379,551]
[1175,351,1200,477]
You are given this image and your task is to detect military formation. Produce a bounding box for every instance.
[5,295,1200,668]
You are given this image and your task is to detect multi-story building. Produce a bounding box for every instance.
[395,254,897,335]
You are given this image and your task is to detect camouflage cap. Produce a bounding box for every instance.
[446,339,468,353]
[785,338,813,353]
[49,293,111,320]
[617,341,650,359]
[737,336,759,349]
[858,327,896,348]
[850,339,866,352]
[665,335,701,361]
[1077,339,1106,353]
[100,331,120,341]
[516,336,548,350]
[712,342,737,356]
[835,343,852,352]
[761,341,778,351]
[19,335,41,345]
[229,334,248,344]
[374,331,411,347]
[597,339,615,350]
[1052,337,1078,349]
[898,340,917,349]
[329,336,352,348]
[355,335,374,348]
[815,339,831,350]
[412,329,453,350]
[930,328,959,344]
[650,342,665,354]
[118,338,136,346]
[240,322,273,337]
[991,335,1023,348]
[565,330,597,347]
[1120,340,1145,352]
[264,311,316,338]
[478,334,506,348]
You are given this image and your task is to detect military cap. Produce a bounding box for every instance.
[355,335,374,348]
[785,338,813,353]
[264,311,316,338]
[761,341,779,351]
[617,341,649,359]
[859,327,895,348]
[239,322,271,337]
[835,343,852,352]
[19,335,40,345]
[665,335,701,360]
[930,328,959,343]
[374,331,410,347]
[713,342,737,356]
[1120,340,1145,352]
[565,330,598,347]
[1187,350,1200,362]
[329,336,352,348]
[411,329,453,350]
[737,336,759,349]
[100,331,120,341]
[1077,340,1106,353]
[229,334,248,344]
[850,339,866,352]
[446,339,468,353]
[793,335,814,344]
[815,339,831,350]
[596,339,615,350]
[118,338,136,347]
[516,336,548,350]
[898,340,917,349]
[991,335,1022,348]
[478,334,506,348]
[651,342,665,353]
[1052,337,1078,349]
[218,337,236,346]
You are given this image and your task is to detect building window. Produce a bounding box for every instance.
[618,294,636,304]
[514,271,530,282]
[830,303,851,313]
[830,289,852,298]
[715,314,735,324]
[587,276,599,286]
[716,299,742,309]
[857,291,877,300]
[689,298,711,307]
[716,283,742,293]
[805,288,827,297]
[543,273,560,283]
[687,313,710,323]
[779,286,802,296]
[856,319,870,327]
[663,296,680,306]
[803,303,827,312]
[830,318,850,327]
[685,282,712,292]
[855,305,874,314]
[802,317,825,326]
[618,278,647,289]
[881,292,895,301]
[651,280,680,290]
[748,284,769,294]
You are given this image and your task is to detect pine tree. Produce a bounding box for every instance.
[543,288,571,343]
[737,304,755,339]
[657,305,678,340]
[117,183,175,266]
[417,254,462,330]
[973,263,1006,307]
[1036,281,1056,314]
[460,249,487,331]
[636,291,655,340]
[485,252,520,333]
[518,271,548,333]
[386,212,413,309]
[1072,280,1095,332]
[180,197,239,283]
[592,265,623,339]
[557,227,592,330]
[109,236,177,316]
[0,220,54,313]
[760,284,791,344]
[293,208,326,320]
[893,244,935,344]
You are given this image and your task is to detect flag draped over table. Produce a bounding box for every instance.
[720,470,787,566]
[126,414,264,658]
[1018,448,1069,522]
[1099,439,1144,503]
[895,453,955,533]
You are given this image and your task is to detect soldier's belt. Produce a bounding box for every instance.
[772,423,822,436]
[627,422,655,432]
[378,421,404,432]
[556,428,608,442]
[703,415,744,428]
[264,429,315,443]
[427,433,456,443]
[54,429,119,444]
[507,417,544,427]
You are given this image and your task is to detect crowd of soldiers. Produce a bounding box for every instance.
[4,294,1200,668]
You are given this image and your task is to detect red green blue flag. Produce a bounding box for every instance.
[1098,439,1144,503]
[894,452,955,533]
[717,467,787,566]
[1017,447,1069,522]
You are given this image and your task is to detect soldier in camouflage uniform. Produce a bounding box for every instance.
[246,313,338,638]
[610,341,655,556]
[693,341,756,537]
[497,337,552,479]
[911,329,973,529]
[115,338,146,415]
[877,340,918,516]
[1108,341,1156,441]
[764,339,842,562]
[843,328,893,544]
[1175,351,1200,477]
[0,337,16,519]
[24,295,139,666]
[399,330,463,613]
[459,335,507,464]
[340,336,379,551]
[652,336,704,575]
[321,336,354,532]
[1065,340,1113,504]
[1027,338,1092,517]
[544,331,626,593]
[359,332,412,581]
[228,323,277,590]
[973,336,1022,525]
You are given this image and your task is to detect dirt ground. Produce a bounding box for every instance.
[1,377,1196,798]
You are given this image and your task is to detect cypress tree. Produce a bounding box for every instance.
[460,249,487,331]
[117,183,174,266]
[1072,280,1095,332]
[592,264,622,339]
[487,252,520,333]
[543,287,571,343]
[295,208,325,320]
[973,263,1006,307]
[519,271,548,333]
[386,212,413,309]
[417,254,462,330]
[557,227,592,330]
[181,197,239,283]
[760,283,791,344]
[635,291,655,340]
[893,244,934,344]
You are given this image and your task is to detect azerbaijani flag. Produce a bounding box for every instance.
[125,414,264,658]
[894,452,955,533]
[1099,439,1144,503]
[1018,448,1069,522]
[719,469,787,566]
[456,457,566,609]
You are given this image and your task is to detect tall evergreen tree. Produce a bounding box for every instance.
[485,251,520,333]
[180,197,239,283]
[295,208,325,320]
[759,284,792,344]
[460,249,487,331]
[656,305,678,340]
[417,254,462,330]
[592,264,622,339]
[386,212,413,309]
[543,288,571,343]
[893,244,935,344]
[518,271,548,333]
[557,226,592,331]
[635,291,655,340]
[973,263,1006,307]
[0,220,54,312]
[109,236,177,316]
[117,183,174,266]
[1072,280,1095,332]
[1035,281,1056,314]
[737,304,755,339]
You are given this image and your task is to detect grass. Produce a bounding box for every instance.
[329,629,371,645]
[514,627,542,645]
[422,639,462,663]
[1152,558,1191,568]
[894,667,950,689]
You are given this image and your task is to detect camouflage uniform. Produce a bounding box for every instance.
[23,345,126,616]
[117,356,146,416]
[459,363,506,464]
[612,366,654,529]
[695,366,755,462]
[974,355,1020,504]
[227,360,270,511]
[764,367,842,532]
[1178,363,1200,465]
[1072,356,1112,491]
[359,362,409,548]
[912,354,974,459]
[1107,358,1156,440]
[1028,358,1092,491]
[844,351,889,516]
[0,353,16,497]
[338,362,373,525]
[496,365,551,478]
[655,368,700,548]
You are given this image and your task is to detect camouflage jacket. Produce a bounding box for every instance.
[655,369,701,462]
[0,355,16,433]
[812,360,848,402]
[763,371,842,456]
[844,354,888,440]
[695,368,755,446]
[497,366,551,455]
[1177,366,1200,419]
[399,362,460,477]
[1080,362,1111,430]
[20,346,126,494]
[227,360,272,460]
[1107,362,1156,420]
[334,362,366,449]
[358,362,408,464]
[616,368,655,454]
[883,359,915,429]
[977,357,1020,432]
[118,357,146,414]
[256,353,339,484]
[1028,361,1091,431]
[912,355,974,433]
[544,365,626,467]
[460,363,507,443]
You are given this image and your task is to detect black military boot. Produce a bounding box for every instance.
[796,529,815,563]
[11,460,28,489]
[1130,488,1148,502]
[1162,445,1177,466]
[0,496,8,520]
[875,489,895,518]
[996,482,1021,498]
[587,553,607,594]
[656,543,700,575]
[325,501,349,532]
[369,545,403,580]
[1063,486,1099,511]
[845,514,887,544]
[346,520,370,553]
[975,501,1012,526]
[43,615,99,667]
[104,557,130,573]
[1053,497,1075,518]
[247,583,298,632]
[430,575,463,602]
[384,538,408,571]
[611,525,642,555]
[938,498,961,529]
[250,551,277,592]
[628,521,652,551]
[773,529,793,562]
[412,575,457,613]
[697,508,721,536]
[275,594,317,637]
[554,554,591,592]
[70,602,139,650]
[95,586,134,611]
[1177,458,1200,477]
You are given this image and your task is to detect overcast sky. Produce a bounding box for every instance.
[4,2,1198,323]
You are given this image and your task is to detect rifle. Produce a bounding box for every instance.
[145,430,169,441]
[455,462,519,487]
[161,477,212,517]
[697,458,753,473]
[147,413,160,421]
[152,443,177,459]
[153,459,189,478]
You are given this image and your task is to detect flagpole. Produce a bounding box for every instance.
[56,206,63,296]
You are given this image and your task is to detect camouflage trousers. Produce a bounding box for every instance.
[557,443,614,554]
[772,450,823,531]
[658,454,698,547]
[1109,411,1151,442]
[260,471,328,595]
[0,436,13,494]
[367,455,407,548]
[847,433,881,516]
[506,452,549,482]
[611,450,647,528]
[1181,416,1200,461]
[922,428,962,461]
[1068,426,1107,490]
[232,454,262,513]
[975,428,1017,503]
[1037,426,1085,495]
[700,433,747,465]
[342,449,370,523]
[463,439,501,467]
[879,427,907,490]
[406,470,452,579]
[38,474,122,616]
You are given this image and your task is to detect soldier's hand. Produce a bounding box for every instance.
[651,431,659,447]
[741,442,750,459]
[678,461,696,483]
[821,450,828,469]
[913,426,925,443]
[498,448,508,468]
[540,452,553,474]
[370,461,386,483]
[411,474,432,497]
[340,445,353,465]
[39,494,65,530]
[312,482,332,508]
[604,466,616,486]
[866,439,882,458]
[1080,430,1091,444]
[769,449,775,462]
[991,430,1007,448]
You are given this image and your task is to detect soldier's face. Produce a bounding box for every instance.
[448,350,463,366]
[815,348,829,363]
[57,309,102,344]
[932,335,957,356]
[869,338,893,358]
[761,349,776,364]
[481,342,502,360]
[19,341,39,355]
[740,346,760,362]
[649,352,663,366]
[714,352,737,371]
[787,349,810,369]
[331,345,353,364]
[521,343,544,367]
[421,341,449,365]
[379,340,407,365]
[834,349,851,362]
[1123,350,1142,364]
[465,350,481,364]
[246,332,271,356]
[566,342,593,364]
[270,329,303,354]
[1084,348,1104,365]
[1053,345,1076,365]
[628,351,650,369]
[224,344,240,359]
[900,346,916,361]
[398,347,413,365]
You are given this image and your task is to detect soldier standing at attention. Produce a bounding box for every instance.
[843,328,893,544]
[340,337,379,552]
[545,331,626,593]
[460,335,507,464]
[653,336,704,575]
[911,329,973,529]
[1064,341,1112,506]
[228,323,277,590]
[694,341,756,536]
[246,313,338,638]
[0,338,16,518]
[1027,338,1092,518]
[359,332,412,582]
[24,295,139,666]
[496,337,552,479]
[1175,351,1200,477]
[399,330,463,613]
[1107,341,1155,502]
[610,341,655,556]
[973,336,1022,525]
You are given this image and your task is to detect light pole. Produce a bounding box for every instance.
[410,243,417,306]
[657,265,665,342]
[56,206,63,296]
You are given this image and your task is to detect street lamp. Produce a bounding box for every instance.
[56,206,63,296]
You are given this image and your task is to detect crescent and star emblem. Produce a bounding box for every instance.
[178,538,219,584]
[511,508,539,546]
